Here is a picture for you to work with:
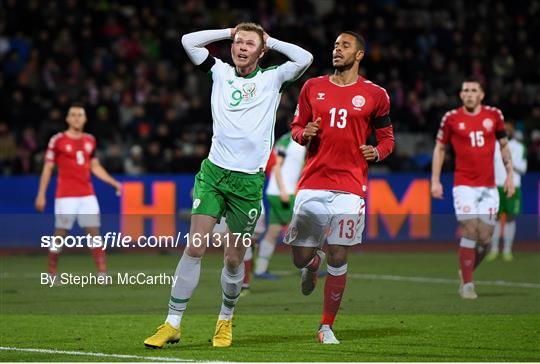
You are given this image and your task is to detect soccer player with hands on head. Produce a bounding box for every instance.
[285,31,394,344]
[144,22,312,349]
[431,78,514,299]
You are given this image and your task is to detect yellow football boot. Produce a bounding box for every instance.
[144,323,180,349]
[212,319,233,347]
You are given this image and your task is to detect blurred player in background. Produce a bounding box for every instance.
[488,121,527,261]
[254,132,305,280]
[431,78,515,299]
[144,22,312,348]
[286,32,394,344]
[34,103,122,281]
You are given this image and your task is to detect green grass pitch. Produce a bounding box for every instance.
[1,251,539,361]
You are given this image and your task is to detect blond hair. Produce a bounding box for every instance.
[235,22,264,45]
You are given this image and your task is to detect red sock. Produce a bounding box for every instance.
[306,254,321,272]
[459,247,475,284]
[90,248,107,273]
[243,259,252,285]
[321,272,347,326]
[48,252,59,276]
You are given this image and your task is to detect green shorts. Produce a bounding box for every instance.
[267,194,295,226]
[192,159,265,235]
[498,186,522,216]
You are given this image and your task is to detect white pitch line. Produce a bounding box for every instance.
[0,346,195,362]
[351,273,540,288]
[272,270,540,289]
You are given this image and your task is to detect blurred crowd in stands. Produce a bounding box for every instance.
[1,0,539,175]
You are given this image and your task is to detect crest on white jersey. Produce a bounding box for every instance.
[317,92,325,100]
[352,95,366,108]
[242,83,256,97]
[84,142,93,153]
[458,122,465,130]
[482,118,494,131]
[66,144,72,152]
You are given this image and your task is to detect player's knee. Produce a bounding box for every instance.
[223,253,243,269]
[292,253,311,269]
[185,244,206,258]
[461,223,479,241]
[327,247,348,267]
[327,254,347,268]
[477,231,493,245]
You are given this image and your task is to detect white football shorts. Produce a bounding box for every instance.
[284,189,365,248]
[452,185,499,225]
[54,195,101,230]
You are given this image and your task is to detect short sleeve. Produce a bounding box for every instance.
[436,112,452,145]
[493,108,506,139]
[372,87,391,129]
[209,57,227,82]
[45,134,59,164]
[89,135,97,159]
[374,88,390,118]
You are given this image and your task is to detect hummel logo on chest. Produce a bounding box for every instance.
[316,92,325,100]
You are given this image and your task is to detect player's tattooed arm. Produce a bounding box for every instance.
[498,137,515,198]
[430,141,446,199]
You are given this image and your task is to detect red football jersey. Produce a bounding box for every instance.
[45,132,96,197]
[291,75,394,198]
[436,105,506,187]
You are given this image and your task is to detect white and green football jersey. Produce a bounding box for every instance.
[181,29,313,173]
[207,58,300,173]
[266,132,306,196]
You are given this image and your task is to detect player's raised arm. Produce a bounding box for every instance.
[181,28,232,71]
[265,34,313,84]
